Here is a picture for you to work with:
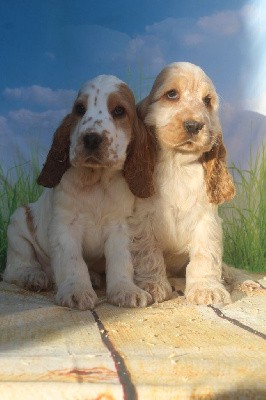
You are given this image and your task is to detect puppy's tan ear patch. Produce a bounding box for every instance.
[123,107,156,198]
[37,114,72,188]
[202,136,236,205]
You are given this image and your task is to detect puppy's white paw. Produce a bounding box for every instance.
[4,266,52,292]
[56,278,97,310]
[107,282,152,308]
[186,282,231,305]
[138,278,173,303]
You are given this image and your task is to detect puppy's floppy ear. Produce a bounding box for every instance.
[123,97,157,198]
[37,114,72,188]
[202,134,236,205]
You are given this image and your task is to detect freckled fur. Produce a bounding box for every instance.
[4,75,153,310]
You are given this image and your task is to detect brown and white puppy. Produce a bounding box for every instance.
[4,75,154,310]
[129,62,236,306]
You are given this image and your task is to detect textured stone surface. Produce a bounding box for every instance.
[0,279,265,399]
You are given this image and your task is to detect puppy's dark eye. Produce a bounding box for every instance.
[75,103,86,116]
[203,95,211,107]
[112,106,125,118]
[166,89,179,100]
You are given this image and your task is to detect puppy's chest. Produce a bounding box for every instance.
[73,178,132,256]
[79,179,133,228]
[154,162,206,249]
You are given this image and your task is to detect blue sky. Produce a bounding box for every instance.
[0,0,265,168]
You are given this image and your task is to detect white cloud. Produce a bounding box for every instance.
[124,8,243,72]
[9,108,65,125]
[124,18,192,75]
[4,85,76,108]
[198,10,241,36]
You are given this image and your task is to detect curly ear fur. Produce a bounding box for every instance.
[202,135,236,205]
[37,114,72,188]
[123,99,156,198]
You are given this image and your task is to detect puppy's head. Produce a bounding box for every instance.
[37,75,155,198]
[138,62,235,204]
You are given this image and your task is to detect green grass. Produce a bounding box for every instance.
[0,157,43,271]
[220,143,266,273]
[0,145,265,273]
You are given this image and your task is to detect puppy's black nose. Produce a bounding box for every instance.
[184,120,204,134]
[83,133,103,150]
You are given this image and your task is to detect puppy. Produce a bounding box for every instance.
[3,75,154,310]
[128,62,236,305]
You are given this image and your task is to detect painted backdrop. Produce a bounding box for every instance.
[0,0,265,169]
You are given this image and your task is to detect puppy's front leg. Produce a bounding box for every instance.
[49,210,97,310]
[130,215,173,304]
[185,212,231,305]
[105,221,152,307]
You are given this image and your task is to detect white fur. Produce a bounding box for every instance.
[4,75,152,310]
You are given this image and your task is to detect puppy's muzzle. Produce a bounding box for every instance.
[83,133,103,151]
[184,120,204,135]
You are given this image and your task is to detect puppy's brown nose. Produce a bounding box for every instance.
[184,120,204,134]
[83,133,103,150]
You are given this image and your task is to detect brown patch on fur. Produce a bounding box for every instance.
[74,94,88,114]
[135,96,151,121]
[94,119,103,126]
[123,98,157,198]
[22,205,50,266]
[107,84,134,139]
[82,117,91,125]
[202,136,236,204]
[37,114,74,188]
[23,205,35,235]
[106,83,156,198]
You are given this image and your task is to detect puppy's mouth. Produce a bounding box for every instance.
[72,154,122,169]
[177,139,195,147]
[171,135,213,153]
[85,155,105,166]
[73,157,109,168]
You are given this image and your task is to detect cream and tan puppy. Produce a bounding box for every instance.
[129,62,236,306]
